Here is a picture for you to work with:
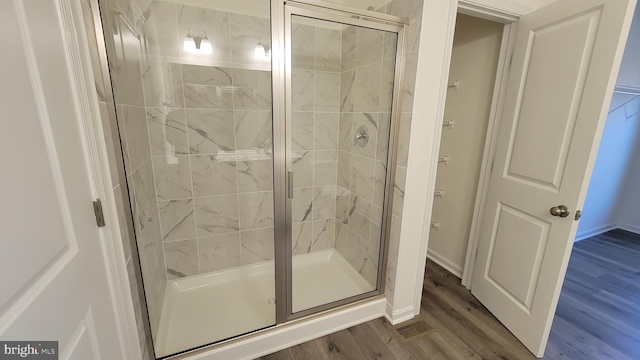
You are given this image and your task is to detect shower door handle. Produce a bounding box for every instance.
[287,171,294,199]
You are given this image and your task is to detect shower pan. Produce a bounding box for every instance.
[94,0,407,357]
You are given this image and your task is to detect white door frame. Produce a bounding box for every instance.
[416,0,525,292]
[458,17,519,289]
[62,0,142,357]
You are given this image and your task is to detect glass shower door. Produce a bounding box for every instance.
[285,10,402,314]
[98,0,278,357]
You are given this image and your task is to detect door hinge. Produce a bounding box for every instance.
[93,199,106,227]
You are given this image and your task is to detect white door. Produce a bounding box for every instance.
[0,1,124,359]
[471,0,636,357]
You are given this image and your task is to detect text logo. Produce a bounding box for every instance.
[1,342,57,359]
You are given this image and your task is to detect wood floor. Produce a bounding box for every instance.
[545,229,640,360]
[260,229,640,359]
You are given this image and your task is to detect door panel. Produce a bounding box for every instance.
[62,310,102,360]
[486,203,551,310]
[506,10,601,189]
[471,0,636,357]
[1,0,121,358]
[284,8,402,317]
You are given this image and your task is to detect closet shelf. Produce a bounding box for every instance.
[613,84,640,96]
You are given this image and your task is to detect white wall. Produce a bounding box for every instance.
[574,2,640,240]
[618,98,640,233]
[617,1,640,90]
[576,95,640,240]
[427,14,503,277]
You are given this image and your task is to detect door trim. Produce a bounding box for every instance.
[460,22,518,289]
[458,0,531,23]
[73,0,149,357]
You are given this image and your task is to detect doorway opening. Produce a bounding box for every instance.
[426,13,504,279]
[424,3,639,358]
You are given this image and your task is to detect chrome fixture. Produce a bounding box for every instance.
[183,30,213,54]
[354,125,369,147]
[550,205,570,217]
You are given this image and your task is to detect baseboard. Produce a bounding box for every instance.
[182,298,386,360]
[617,222,640,235]
[384,301,415,325]
[427,249,463,278]
[574,224,617,242]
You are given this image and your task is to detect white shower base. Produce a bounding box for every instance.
[155,249,375,357]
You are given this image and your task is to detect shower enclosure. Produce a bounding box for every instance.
[95,0,406,357]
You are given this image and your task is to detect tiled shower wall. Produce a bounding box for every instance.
[334,25,397,286]
[141,3,349,279]
[141,1,276,279]
[140,2,411,286]
[289,21,343,256]
[382,0,424,304]
[99,0,168,347]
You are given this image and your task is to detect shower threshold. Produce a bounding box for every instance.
[155,249,375,357]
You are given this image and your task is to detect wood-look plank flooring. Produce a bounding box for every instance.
[260,229,640,359]
[545,229,640,360]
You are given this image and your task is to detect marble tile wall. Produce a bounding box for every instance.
[138,1,276,280]
[381,0,423,304]
[144,10,347,279]
[99,0,168,350]
[334,22,398,287]
[290,19,343,256]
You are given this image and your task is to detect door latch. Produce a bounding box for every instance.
[574,210,582,221]
[93,199,106,227]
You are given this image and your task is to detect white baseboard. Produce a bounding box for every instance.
[427,249,463,278]
[574,224,617,242]
[384,301,415,325]
[182,298,386,360]
[617,222,640,235]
